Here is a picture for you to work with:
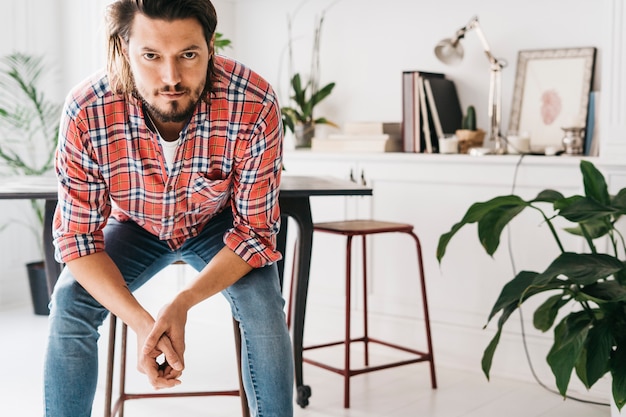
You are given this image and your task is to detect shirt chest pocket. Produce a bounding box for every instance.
[189,175,232,211]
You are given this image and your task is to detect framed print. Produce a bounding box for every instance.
[508,47,596,152]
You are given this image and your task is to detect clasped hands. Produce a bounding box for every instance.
[136,303,187,390]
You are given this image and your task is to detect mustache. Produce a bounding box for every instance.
[157,85,188,94]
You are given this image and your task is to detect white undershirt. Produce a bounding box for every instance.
[159,136,181,171]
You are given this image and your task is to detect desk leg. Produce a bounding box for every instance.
[43,199,62,297]
[280,197,314,408]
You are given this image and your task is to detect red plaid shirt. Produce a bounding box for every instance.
[53,56,283,268]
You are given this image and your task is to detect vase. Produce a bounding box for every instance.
[27,261,50,315]
[294,123,315,149]
[561,126,585,155]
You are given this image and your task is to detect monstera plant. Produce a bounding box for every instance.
[437,160,626,411]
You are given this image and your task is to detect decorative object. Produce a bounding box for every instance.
[561,126,585,155]
[509,47,596,153]
[280,2,339,148]
[435,16,507,154]
[0,53,62,315]
[281,73,337,148]
[437,160,626,412]
[455,105,486,153]
[438,135,459,154]
[506,131,531,154]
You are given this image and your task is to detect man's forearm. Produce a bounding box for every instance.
[172,246,253,311]
[66,252,154,334]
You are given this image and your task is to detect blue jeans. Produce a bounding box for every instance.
[44,209,294,416]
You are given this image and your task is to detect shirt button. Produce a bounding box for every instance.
[166,185,173,193]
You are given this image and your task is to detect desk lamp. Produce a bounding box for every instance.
[434,16,507,154]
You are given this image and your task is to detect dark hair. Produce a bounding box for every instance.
[105,0,218,98]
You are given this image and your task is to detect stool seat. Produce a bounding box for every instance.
[314,219,414,235]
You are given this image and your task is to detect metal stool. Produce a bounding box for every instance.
[302,219,437,408]
[104,261,250,417]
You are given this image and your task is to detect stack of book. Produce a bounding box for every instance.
[311,122,402,152]
[401,70,463,153]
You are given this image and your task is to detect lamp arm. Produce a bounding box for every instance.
[470,20,502,68]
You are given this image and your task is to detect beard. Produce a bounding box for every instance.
[138,81,205,124]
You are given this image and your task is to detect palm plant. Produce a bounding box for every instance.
[0,52,62,246]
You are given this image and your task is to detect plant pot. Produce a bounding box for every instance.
[27,261,50,316]
[455,129,486,154]
[294,123,315,149]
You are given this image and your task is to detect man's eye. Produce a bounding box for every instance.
[182,52,197,59]
[143,53,157,60]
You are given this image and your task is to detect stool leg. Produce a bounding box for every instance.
[232,317,251,417]
[104,315,117,417]
[344,235,353,409]
[410,231,437,389]
[361,235,369,367]
[119,323,128,417]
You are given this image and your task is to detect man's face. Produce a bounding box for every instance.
[124,13,210,124]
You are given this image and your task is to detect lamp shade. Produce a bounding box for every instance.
[434,38,464,65]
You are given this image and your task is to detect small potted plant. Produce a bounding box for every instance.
[455,105,486,153]
[281,72,337,148]
[437,160,626,413]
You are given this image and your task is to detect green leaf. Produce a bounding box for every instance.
[437,195,528,262]
[481,328,502,380]
[611,188,626,212]
[556,196,615,223]
[579,280,626,303]
[531,189,564,203]
[581,160,611,205]
[486,271,565,324]
[533,294,568,332]
[478,204,526,255]
[611,343,626,411]
[534,252,623,286]
[564,219,610,239]
[547,312,593,396]
[575,319,611,388]
[310,82,335,109]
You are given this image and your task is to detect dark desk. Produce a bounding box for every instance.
[0,174,372,408]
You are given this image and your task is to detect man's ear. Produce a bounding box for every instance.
[120,36,130,62]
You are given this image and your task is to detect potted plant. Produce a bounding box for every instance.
[436,160,626,412]
[281,72,337,148]
[0,52,62,315]
[455,105,485,153]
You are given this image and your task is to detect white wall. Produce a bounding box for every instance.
[228,0,606,139]
[0,0,622,308]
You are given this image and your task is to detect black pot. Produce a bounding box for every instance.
[27,261,50,316]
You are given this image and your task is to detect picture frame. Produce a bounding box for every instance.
[508,47,596,153]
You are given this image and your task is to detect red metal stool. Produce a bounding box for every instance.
[104,261,249,417]
[301,219,437,408]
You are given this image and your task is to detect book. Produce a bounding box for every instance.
[344,121,401,136]
[584,91,600,156]
[401,70,444,153]
[312,133,402,152]
[423,79,444,140]
[417,77,433,153]
[423,77,463,135]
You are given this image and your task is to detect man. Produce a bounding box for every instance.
[44,0,293,416]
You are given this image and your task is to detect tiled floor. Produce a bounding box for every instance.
[2,304,613,417]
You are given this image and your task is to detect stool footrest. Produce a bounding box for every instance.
[302,337,433,377]
[122,390,241,400]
